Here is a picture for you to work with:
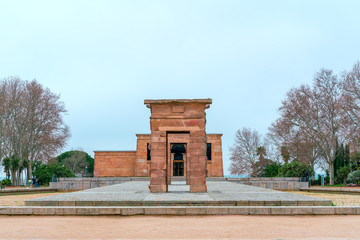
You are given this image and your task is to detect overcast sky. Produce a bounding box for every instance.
[1,0,360,176]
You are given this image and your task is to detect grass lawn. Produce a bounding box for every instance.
[325,184,345,187]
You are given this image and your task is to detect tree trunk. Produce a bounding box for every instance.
[329,160,334,185]
[310,160,316,179]
[25,167,28,182]
[11,170,16,186]
[17,170,20,186]
[344,177,347,185]
[28,164,32,181]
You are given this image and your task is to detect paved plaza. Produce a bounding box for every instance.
[26,181,331,206]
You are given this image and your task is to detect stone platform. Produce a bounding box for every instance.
[26,181,331,207]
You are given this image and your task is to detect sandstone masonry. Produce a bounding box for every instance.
[94,99,224,193]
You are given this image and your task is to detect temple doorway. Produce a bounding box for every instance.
[171,144,186,177]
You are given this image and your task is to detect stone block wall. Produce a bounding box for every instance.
[135,134,151,177]
[149,131,168,193]
[50,177,308,190]
[145,99,212,193]
[227,177,308,190]
[189,130,207,192]
[206,134,223,177]
[94,151,137,177]
[93,134,223,178]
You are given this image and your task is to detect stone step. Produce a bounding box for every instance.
[171,177,186,181]
[25,199,331,207]
[1,206,359,216]
[26,181,332,207]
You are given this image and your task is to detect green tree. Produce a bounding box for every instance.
[278,161,314,178]
[337,166,351,184]
[344,144,350,166]
[2,157,10,179]
[264,162,282,177]
[50,150,94,176]
[2,157,20,186]
[350,152,360,171]
[280,146,290,164]
[1,179,11,186]
[255,146,268,176]
[334,141,344,179]
[33,161,75,185]
[334,141,351,183]
[256,146,266,161]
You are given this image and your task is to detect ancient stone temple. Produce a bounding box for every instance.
[94,99,223,193]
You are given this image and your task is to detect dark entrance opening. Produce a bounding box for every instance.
[171,144,186,177]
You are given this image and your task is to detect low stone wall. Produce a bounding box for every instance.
[50,177,150,190]
[227,177,308,190]
[50,177,307,191]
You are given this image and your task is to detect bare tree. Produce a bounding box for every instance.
[278,69,342,185]
[22,80,70,180]
[268,117,320,170]
[263,138,282,164]
[0,77,70,185]
[0,78,26,184]
[341,61,360,150]
[229,127,266,177]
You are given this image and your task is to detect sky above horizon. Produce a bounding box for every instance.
[1,0,360,176]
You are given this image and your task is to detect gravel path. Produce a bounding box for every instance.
[0,192,63,206]
[0,215,359,239]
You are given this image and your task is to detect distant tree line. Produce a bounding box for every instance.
[230,61,360,185]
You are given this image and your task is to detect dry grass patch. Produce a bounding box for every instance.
[289,191,360,206]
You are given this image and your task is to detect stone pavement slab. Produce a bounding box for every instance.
[25,181,331,206]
